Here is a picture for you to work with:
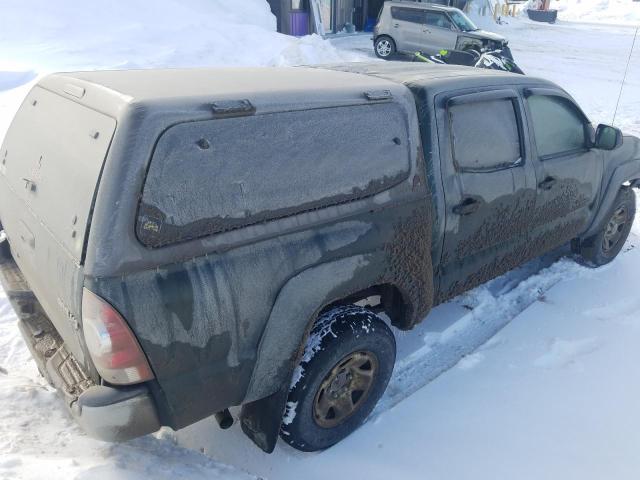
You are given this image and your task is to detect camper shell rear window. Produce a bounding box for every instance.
[137,103,411,247]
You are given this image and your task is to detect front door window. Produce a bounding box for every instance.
[527,95,588,159]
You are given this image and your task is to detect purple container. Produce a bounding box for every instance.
[290,12,310,36]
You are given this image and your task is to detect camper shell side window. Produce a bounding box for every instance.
[137,103,412,247]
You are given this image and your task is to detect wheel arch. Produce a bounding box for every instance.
[583,163,640,239]
[320,283,414,330]
[375,33,395,43]
[239,251,428,452]
[244,254,400,404]
[584,136,640,238]
[240,198,434,452]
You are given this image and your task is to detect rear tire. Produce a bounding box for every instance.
[578,186,635,266]
[374,36,396,59]
[280,305,395,452]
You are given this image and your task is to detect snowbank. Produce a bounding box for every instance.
[0,71,37,92]
[0,0,364,154]
[0,0,361,75]
[468,0,640,25]
[555,0,640,25]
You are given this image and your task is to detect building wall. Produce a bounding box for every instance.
[266,0,385,35]
[266,0,290,34]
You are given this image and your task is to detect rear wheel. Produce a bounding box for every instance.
[374,36,396,59]
[577,187,635,266]
[280,305,395,452]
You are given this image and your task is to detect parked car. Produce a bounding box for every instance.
[374,1,508,58]
[0,63,638,454]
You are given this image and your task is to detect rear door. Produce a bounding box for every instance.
[436,89,538,302]
[0,86,116,365]
[390,6,427,53]
[423,10,458,53]
[523,89,603,254]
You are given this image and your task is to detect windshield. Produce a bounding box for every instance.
[449,11,478,32]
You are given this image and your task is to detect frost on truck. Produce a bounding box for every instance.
[137,103,411,247]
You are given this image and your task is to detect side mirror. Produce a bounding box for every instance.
[595,124,623,150]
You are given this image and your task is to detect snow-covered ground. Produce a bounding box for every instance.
[1,1,640,479]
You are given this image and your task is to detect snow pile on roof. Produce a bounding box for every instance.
[554,0,640,25]
[0,0,361,73]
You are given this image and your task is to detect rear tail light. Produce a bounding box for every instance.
[82,288,154,385]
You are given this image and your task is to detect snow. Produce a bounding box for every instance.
[554,0,640,25]
[0,0,362,141]
[1,1,640,479]
[532,336,602,368]
[0,0,361,72]
[281,402,298,426]
[512,0,640,25]
[289,365,305,389]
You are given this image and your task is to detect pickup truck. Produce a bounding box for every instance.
[0,63,638,454]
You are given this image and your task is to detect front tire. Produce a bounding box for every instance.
[578,186,636,266]
[374,36,396,59]
[280,305,396,452]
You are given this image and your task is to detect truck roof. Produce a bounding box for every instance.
[36,63,554,122]
[317,62,555,91]
[38,66,410,118]
[45,66,403,100]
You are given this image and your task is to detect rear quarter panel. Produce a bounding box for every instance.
[85,87,434,429]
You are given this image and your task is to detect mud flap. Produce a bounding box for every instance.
[239,386,289,453]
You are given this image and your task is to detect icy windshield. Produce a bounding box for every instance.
[449,11,478,32]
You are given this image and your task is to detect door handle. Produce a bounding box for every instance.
[538,176,557,190]
[453,198,480,215]
[393,23,399,28]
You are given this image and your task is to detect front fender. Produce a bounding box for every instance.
[584,135,640,238]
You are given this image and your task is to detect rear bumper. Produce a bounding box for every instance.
[73,384,161,442]
[0,249,160,442]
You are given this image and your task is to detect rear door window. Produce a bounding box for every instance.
[391,7,426,24]
[425,12,453,29]
[138,103,411,247]
[527,95,588,158]
[449,98,522,171]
